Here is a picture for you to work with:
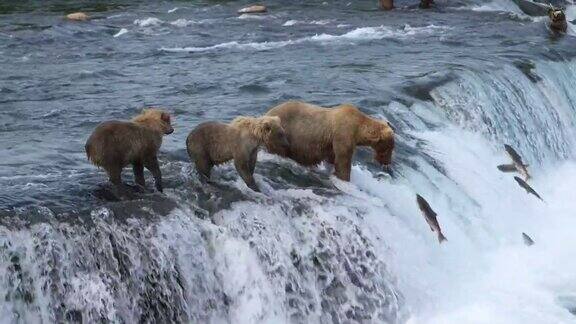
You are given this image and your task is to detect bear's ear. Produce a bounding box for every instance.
[161,112,171,123]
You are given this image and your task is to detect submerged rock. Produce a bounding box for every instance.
[66,12,89,21]
[238,5,267,14]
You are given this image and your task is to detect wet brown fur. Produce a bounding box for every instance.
[85,109,174,192]
[265,101,395,181]
[186,116,288,192]
[549,8,567,33]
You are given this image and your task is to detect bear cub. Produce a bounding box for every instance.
[186,116,289,192]
[85,108,174,193]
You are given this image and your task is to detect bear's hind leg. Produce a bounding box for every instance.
[194,156,213,181]
[106,164,129,199]
[132,161,145,190]
[145,157,163,192]
[107,165,123,187]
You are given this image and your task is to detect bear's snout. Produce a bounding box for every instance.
[375,151,392,167]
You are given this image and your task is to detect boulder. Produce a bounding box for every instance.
[238,5,267,14]
[66,12,89,21]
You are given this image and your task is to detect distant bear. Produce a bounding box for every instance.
[265,101,395,181]
[85,108,174,193]
[548,8,567,33]
[186,116,289,192]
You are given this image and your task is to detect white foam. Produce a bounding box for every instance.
[282,19,332,26]
[169,18,197,27]
[161,40,294,53]
[168,7,179,13]
[106,13,128,19]
[133,17,163,27]
[238,13,269,20]
[311,19,332,25]
[470,0,524,14]
[213,236,283,323]
[113,28,128,38]
[66,274,117,320]
[161,24,449,53]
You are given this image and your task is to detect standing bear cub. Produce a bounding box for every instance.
[85,108,174,193]
[186,116,289,192]
[265,101,395,181]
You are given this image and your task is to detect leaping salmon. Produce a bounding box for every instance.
[522,232,535,246]
[416,194,447,243]
[514,176,543,201]
[497,144,531,181]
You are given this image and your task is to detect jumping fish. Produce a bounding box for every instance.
[416,194,447,243]
[514,176,543,201]
[522,232,535,246]
[505,144,531,180]
[497,144,530,181]
[497,164,518,173]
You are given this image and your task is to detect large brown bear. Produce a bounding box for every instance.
[186,116,289,192]
[86,108,174,193]
[265,101,395,181]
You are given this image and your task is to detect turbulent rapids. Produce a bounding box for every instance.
[1,0,576,323]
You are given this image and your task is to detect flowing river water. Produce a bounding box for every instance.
[1,0,576,323]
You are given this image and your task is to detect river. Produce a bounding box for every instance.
[1,0,576,323]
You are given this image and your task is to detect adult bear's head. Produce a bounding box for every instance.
[359,118,395,168]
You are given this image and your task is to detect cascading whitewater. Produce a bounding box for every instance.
[1,56,576,324]
[430,60,576,164]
